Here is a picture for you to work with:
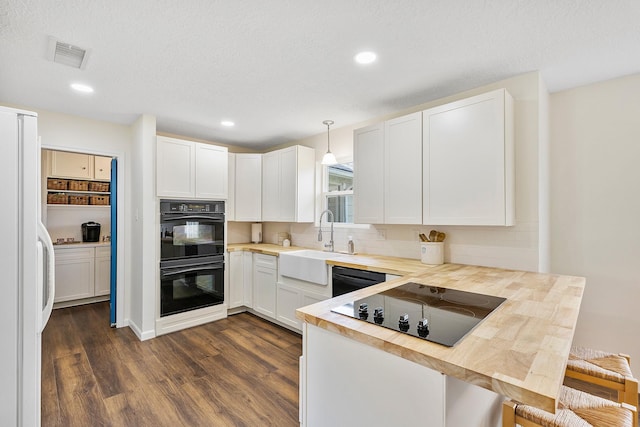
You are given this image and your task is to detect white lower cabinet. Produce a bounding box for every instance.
[54,245,110,304]
[94,246,111,296]
[228,250,255,309]
[253,254,277,319]
[276,283,301,329]
[228,251,244,309]
[301,323,501,427]
[276,282,327,331]
[228,250,331,330]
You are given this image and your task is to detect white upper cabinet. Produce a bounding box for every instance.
[384,112,422,224]
[50,151,93,179]
[422,88,514,226]
[353,123,384,224]
[48,151,112,181]
[195,143,228,199]
[354,112,422,225]
[156,136,195,198]
[156,136,228,200]
[234,153,262,221]
[227,153,236,221]
[93,156,112,181]
[261,145,315,223]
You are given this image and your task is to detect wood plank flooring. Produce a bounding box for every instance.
[42,303,302,427]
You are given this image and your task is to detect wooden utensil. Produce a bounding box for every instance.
[419,233,429,242]
[428,230,438,242]
[436,232,446,242]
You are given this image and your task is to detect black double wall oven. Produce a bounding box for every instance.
[160,200,225,317]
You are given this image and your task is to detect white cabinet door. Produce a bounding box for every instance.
[354,123,384,224]
[227,153,236,220]
[242,251,253,307]
[195,143,228,199]
[278,146,297,222]
[253,254,277,319]
[50,151,93,179]
[384,112,422,224]
[276,283,302,329]
[156,136,195,198]
[423,89,514,225]
[261,146,315,223]
[54,248,95,302]
[235,154,262,221]
[94,156,112,181]
[261,150,280,221]
[94,247,111,296]
[228,251,244,309]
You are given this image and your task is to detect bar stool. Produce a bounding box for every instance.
[502,385,637,427]
[565,346,638,408]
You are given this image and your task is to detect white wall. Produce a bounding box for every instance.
[36,108,132,328]
[129,114,157,340]
[550,72,640,369]
[45,206,111,243]
[261,72,545,271]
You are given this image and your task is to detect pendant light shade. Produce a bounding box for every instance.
[321,120,337,165]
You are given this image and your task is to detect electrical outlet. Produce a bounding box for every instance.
[377,229,386,240]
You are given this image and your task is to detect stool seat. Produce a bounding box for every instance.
[566,346,638,407]
[568,346,634,382]
[503,385,637,427]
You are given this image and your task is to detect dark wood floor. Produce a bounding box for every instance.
[42,303,302,426]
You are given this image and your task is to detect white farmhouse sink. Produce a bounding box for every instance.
[279,250,345,285]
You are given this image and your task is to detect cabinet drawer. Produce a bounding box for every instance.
[53,247,94,260]
[95,246,111,258]
[254,253,277,269]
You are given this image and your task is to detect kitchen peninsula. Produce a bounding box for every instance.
[296,263,585,426]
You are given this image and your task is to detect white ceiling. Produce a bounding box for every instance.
[2,1,640,150]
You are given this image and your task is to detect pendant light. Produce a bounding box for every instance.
[321,120,337,165]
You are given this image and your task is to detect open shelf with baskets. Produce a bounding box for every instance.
[47,178,111,206]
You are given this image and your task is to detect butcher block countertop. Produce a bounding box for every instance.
[227,243,427,275]
[228,243,585,412]
[297,263,585,413]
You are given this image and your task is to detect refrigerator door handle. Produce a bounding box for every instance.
[37,222,55,332]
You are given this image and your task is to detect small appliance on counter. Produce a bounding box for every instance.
[81,221,101,242]
[251,223,262,243]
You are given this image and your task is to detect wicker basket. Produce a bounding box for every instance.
[47,193,68,204]
[68,180,89,191]
[47,178,68,190]
[88,181,110,192]
[89,195,110,205]
[69,195,89,205]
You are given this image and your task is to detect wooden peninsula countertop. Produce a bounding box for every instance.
[296,262,585,413]
[227,243,585,412]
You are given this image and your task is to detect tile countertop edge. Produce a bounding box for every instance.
[295,264,586,414]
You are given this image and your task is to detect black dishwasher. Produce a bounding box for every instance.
[332,266,386,297]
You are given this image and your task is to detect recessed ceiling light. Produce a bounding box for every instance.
[221,120,235,127]
[70,83,94,93]
[354,51,377,65]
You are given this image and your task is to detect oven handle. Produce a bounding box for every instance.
[161,214,224,222]
[161,263,224,277]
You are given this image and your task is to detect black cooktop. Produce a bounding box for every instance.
[331,282,506,347]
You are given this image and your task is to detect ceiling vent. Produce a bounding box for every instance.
[47,37,90,69]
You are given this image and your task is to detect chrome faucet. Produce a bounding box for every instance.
[318,209,335,252]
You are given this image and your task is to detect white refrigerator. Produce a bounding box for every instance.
[0,106,55,426]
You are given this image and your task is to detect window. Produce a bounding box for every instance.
[323,161,353,223]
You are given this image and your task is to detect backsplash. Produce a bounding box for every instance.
[228,220,539,272]
[46,206,111,242]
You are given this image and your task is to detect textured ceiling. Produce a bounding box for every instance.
[2,1,640,150]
